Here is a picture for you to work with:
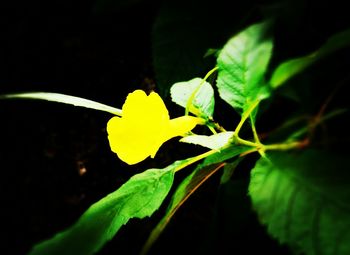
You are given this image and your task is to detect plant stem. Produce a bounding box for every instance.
[250,115,260,143]
[234,99,260,137]
[206,119,226,133]
[263,139,309,151]
[213,122,227,132]
[208,125,217,134]
[236,137,260,147]
[287,108,348,141]
[174,149,217,172]
[203,66,219,81]
[174,135,308,174]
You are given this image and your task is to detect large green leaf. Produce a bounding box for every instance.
[170,77,215,118]
[0,92,122,115]
[270,28,350,89]
[28,163,177,255]
[141,144,250,254]
[216,21,273,114]
[249,150,350,255]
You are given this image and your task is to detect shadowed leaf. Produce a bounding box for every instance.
[249,150,350,255]
[141,145,249,254]
[270,28,350,88]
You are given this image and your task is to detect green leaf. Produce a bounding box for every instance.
[0,92,122,116]
[249,150,350,255]
[179,131,234,150]
[220,157,243,184]
[141,144,250,254]
[170,77,215,118]
[216,21,273,114]
[141,163,225,255]
[270,28,350,88]
[28,163,177,255]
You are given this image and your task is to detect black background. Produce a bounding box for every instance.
[1,0,349,254]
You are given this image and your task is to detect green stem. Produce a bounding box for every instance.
[287,108,348,141]
[264,139,309,151]
[214,122,226,132]
[236,137,259,147]
[234,99,260,137]
[208,125,217,134]
[250,115,260,143]
[174,135,307,174]
[174,149,217,172]
[234,134,307,154]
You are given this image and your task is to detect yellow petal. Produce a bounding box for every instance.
[106,116,122,135]
[109,132,154,165]
[147,92,170,123]
[166,116,202,140]
[107,116,156,165]
[122,90,169,125]
[107,90,172,165]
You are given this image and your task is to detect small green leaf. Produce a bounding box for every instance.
[28,163,177,255]
[141,144,250,254]
[220,157,243,184]
[204,48,220,58]
[270,28,350,88]
[216,21,273,114]
[179,131,234,150]
[170,77,215,118]
[249,150,350,255]
[0,92,122,116]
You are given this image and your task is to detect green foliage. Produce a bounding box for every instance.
[0,92,122,116]
[220,158,243,184]
[141,163,225,255]
[179,132,234,150]
[28,164,176,255]
[249,150,350,255]
[270,28,350,88]
[170,77,215,118]
[216,21,273,114]
[141,144,250,254]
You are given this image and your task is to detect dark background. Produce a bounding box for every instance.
[1,0,349,254]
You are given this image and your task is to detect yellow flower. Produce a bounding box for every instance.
[107,90,202,165]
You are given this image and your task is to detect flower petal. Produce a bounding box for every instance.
[166,116,202,140]
[107,116,156,165]
[107,91,172,165]
[122,90,169,125]
[107,90,201,165]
